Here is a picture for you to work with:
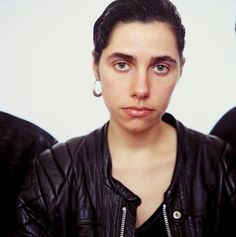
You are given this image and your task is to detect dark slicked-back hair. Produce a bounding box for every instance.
[93,0,185,64]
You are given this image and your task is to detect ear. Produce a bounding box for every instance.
[92,50,100,80]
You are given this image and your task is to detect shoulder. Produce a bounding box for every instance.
[0,111,57,148]
[25,124,108,202]
[210,107,236,131]
[37,122,108,170]
[0,111,56,142]
[166,114,236,190]
[182,125,226,154]
[210,107,236,148]
[163,113,236,161]
[215,107,236,122]
[0,111,57,168]
[174,115,236,177]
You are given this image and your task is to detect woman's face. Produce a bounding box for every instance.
[93,21,184,133]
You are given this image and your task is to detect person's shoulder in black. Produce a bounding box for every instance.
[210,107,236,148]
[0,111,57,237]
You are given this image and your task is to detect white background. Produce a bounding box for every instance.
[0,0,236,141]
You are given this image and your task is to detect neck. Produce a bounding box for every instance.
[107,119,176,164]
[108,121,161,149]
[108,118,177,176]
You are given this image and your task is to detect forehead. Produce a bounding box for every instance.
[103,21,179,58]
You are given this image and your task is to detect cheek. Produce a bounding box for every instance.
[153,83,176,114]
[153,81,177,101]
[101,74,128,98]
[101,79,121,108]
[102,79,114,91]
[165,83,176,95]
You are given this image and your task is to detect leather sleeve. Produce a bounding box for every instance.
[13,142,75,237]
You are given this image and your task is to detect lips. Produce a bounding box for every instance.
[123,106,154,118]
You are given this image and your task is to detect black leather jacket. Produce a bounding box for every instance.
[0,111,57,237]
[210,107,236,148]
[15,114,236,236]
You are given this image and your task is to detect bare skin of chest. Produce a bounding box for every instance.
[112,152,176,227]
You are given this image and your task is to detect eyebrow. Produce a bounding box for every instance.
[150,56,177,65]
[107,52,134,62]
[107,52,177,65]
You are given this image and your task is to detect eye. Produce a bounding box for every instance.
[114,62,130,72]
[153,64,169,75]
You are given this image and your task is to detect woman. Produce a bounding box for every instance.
[14,0,236,236]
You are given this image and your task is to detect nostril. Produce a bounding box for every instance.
[132,89,150,99]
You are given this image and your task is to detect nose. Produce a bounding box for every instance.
[130,69,150,99]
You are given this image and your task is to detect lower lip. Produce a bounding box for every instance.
[123,108,153,118]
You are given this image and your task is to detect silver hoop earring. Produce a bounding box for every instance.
[92,80,102,97]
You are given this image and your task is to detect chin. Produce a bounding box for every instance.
[123,120,159,134]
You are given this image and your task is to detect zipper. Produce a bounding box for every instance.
[120,207,127,237]
[163,204,172,237]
